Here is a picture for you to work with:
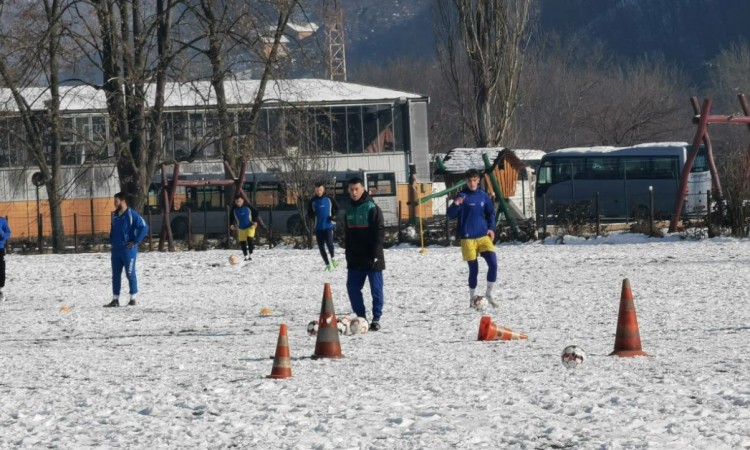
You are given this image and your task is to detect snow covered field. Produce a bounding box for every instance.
[1,235,750,449]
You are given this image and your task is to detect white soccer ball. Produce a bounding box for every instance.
[561,345,587,369]
[306,320,319,336]
[228,255,241,266]
[472,295,488,311]
[349,317,369,335]
[337,317,351,335]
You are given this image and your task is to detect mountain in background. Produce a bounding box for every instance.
[342,0,750,84]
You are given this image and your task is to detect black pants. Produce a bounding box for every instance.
[315,229,335,265]
[240,238,254,256]
[0,248,5,289]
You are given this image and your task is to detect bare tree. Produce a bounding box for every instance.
[515,36,691,150]
[71,0,178,211]
[434,0,534,147]
[177,2,291,173]
[0,0,72,252]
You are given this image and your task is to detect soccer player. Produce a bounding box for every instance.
[0,215,10,302]
[307,181,340,271]
[447,168,498,308]
[230,193,259,261]
[105,192,149,307]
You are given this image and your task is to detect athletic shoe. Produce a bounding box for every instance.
[104,299,120,307]
[369,320,381,331]
[331,258,339,269]
[0,291,5,302]
[128,299,136,306]
[245,255,253,261]
[324,263,332,272]
[486,293,498,308]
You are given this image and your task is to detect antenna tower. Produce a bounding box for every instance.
[325,0,347,81]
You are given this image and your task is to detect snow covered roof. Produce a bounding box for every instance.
[286,22,319,33]
[440,147,505,174]
[0,79,427,113]
[438,147,530,175]
[512,149,546,162]
[547,142,690,157]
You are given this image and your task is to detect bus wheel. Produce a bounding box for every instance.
[286,215,304,235]
[171,217,189,239]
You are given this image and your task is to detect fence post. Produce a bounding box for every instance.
[37,213,43,253]
[225,206,231,249]
[542,194,547,242]
[648,186,654,237]
[90,196,95,239]
[707,189,713,238]
[444,199,450,245]
[595,192,601,237]
[73,213,78,253]
[187,208,193,250]
[147,209,153,252]
[397,201,402,243]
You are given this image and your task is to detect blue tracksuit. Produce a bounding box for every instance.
[447,187,496,239]
[110,207,148,296]
[308,195,339,231]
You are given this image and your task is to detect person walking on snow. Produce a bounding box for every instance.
[230,193,259,261]
[447,168,498,308]
[105,192,149,307]
[344,177,385,331]
[307,181,340,271]
[0,216,11,302]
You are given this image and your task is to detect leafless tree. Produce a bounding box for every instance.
[433,0,534,147]
[515,36,692,150]
[70,0,177,211]
[0,0,73,252]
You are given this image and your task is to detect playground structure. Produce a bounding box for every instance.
[668,94,750,232]
[429,148,539,241]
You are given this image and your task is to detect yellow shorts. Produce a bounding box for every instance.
[460,236,495,261]
[238,226,256,240]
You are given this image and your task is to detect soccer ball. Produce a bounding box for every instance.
[561,345,587,369]
[306,320,319,336]
[337,317,351,335]
[349,317,369,335]
[472,296,488,311]
[228,255,241,266]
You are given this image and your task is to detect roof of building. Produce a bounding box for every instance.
[0,79,428,113]
[438,147,531,174]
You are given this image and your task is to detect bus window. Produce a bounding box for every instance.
[624,157,651,179]
[366,172,396,197]
[588,157,620,180]
[692,153,709,173]
[189,186,224,211]
[254,181,281,208]
[652,157,679,179]
[537,164,551,185]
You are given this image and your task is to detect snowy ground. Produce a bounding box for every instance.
[1,235,750,449]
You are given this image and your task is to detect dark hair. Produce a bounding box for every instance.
[314,181,325,188]
[114,192,128,202]
[465,168,482,179]
[347,177,364,186]
[234,192,244,199]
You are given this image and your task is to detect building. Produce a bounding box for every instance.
[0,78,430,238]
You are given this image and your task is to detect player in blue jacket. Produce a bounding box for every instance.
[105,192,149,307]
[307,182,340,271]
[447,169,498,308]
[0,216,11,302]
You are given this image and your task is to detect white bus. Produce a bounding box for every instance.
[535,142,712,221]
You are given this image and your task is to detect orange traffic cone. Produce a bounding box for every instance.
[312,283,344,359]
[610,278,648,357]
[477,316,528,341]
[267,323,292,379]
